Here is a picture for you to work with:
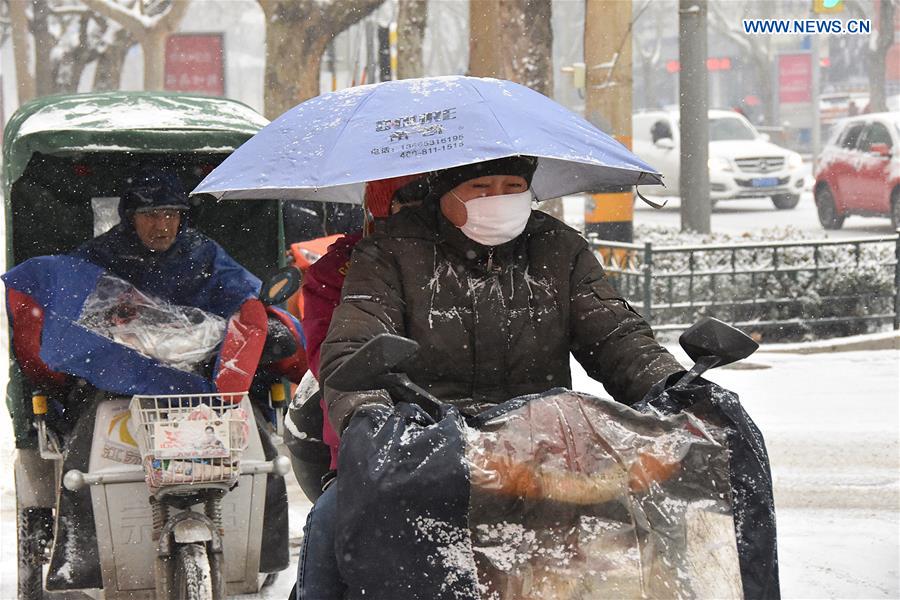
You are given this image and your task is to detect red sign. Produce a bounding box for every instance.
[778,53,812,104]
[164,33,224,96]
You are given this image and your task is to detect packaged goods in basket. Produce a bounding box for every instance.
[151,403,249,460]
[145,456,238,487]
[131,395,251,489]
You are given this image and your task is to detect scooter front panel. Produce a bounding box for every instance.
[88,397,269,597]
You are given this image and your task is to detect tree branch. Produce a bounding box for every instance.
[80,0,151,36]
[156,0,189,32]
[80,0,187,36]
[325,0,385,37]
[707,0,753,55]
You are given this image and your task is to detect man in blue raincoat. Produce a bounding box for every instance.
[7,167,306,397]
[73,167,260,321]
[5,167,301,589]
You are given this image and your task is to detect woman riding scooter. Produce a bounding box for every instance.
[297,156,684,598]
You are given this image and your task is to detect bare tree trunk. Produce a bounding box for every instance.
[8,0,35,102]
[261,8,326,118]
[468,0,558,214]
[397,0,427,79]
[143,30,168,90]
[31,0,56,96]
[142,3,189,91]
[753,54,775,125]
[258,0,385,120]
[468,0,502,77]
[494,0,557,214]
[499,0,553,96]
[708,1,775,125]
[80,0,190,91]
[51,17,98,93]
[93,29,135,91]
[868,0,896,113]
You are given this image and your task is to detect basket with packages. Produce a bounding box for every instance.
[129,393,251,491]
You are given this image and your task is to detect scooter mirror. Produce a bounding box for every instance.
[260,267,300,306]
[679,317,758,367]
[325,333,420,392]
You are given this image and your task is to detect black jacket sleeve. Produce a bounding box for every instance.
[568,241,683,405]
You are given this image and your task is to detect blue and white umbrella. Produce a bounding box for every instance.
[193,76,663,203]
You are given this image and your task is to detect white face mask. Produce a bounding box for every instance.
[453,189,533,246]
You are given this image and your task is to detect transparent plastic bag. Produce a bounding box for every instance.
[463,390,743,600]
[78,274,226,373]
[91,197,121,237]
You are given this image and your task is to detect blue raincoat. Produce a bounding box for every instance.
[4,211,262,395]
[71,222,260,319]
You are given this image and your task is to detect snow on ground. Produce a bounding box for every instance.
[2,341,895,598]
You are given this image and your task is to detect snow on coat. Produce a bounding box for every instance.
[320,201,683,431]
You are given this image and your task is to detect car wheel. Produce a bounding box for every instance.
[772,194,800,210]
[891,189,900,230]
[815,186,844,230]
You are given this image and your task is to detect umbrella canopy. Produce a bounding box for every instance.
[193,76,663,203]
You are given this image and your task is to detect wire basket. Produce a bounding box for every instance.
[129,393,251,490]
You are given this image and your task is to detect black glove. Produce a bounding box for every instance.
[634,370,698,415]
[327,388,394,435]
[260,317,298,363]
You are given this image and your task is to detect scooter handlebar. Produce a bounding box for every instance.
[63,468,145,491]
[240,455,291,477]
[63,456,292,491]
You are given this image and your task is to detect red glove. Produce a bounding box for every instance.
[6,289,68,389]
[214,298,267,396]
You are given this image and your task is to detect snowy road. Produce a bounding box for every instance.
[3,343,896,599]
[632,192,898,240]
[565,161,899,240]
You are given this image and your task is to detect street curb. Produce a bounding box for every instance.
[757,331,900,354]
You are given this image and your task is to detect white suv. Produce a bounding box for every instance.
[633,109,805,209]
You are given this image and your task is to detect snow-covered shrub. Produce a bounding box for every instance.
[594,225,896,342]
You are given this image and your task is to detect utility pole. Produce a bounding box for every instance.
[365,20,377,85]
[678,0,710,233]
[811,33,821,165]
[584,0,634,241]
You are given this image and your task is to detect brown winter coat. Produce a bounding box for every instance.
[320,202,682,432]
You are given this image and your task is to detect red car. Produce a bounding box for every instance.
[814,112,900,230]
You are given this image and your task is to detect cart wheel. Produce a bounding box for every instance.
[17,507,53,600]
[175,543,213,600]
[261,572,279,588]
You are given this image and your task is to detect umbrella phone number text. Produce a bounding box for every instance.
[371,135,464,159]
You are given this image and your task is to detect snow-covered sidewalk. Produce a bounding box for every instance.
[1,341,898,599]
[645,345,900,599]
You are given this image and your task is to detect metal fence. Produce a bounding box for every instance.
[589,233,900,337]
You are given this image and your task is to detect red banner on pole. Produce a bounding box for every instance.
[164,33,224,96]
[778,53,812,104]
